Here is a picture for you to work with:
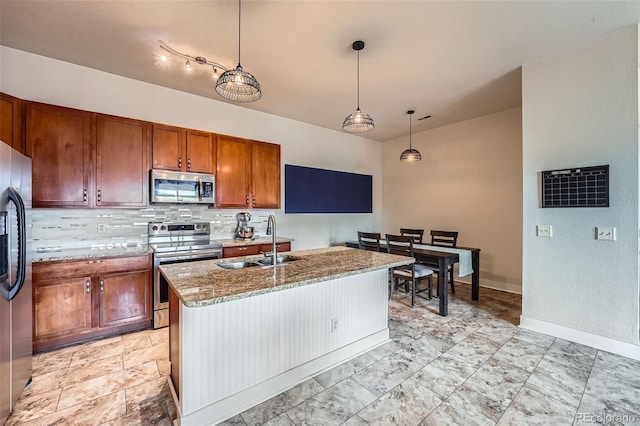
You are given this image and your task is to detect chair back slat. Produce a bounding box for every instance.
[400,228,424,244]
[385,234,415,257]
[357,231,381,252]
[430,230,458,247]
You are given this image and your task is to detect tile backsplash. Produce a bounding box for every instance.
[32,206,274,252]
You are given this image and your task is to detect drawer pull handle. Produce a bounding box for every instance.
[239,247,247,251]
[252,195,256,205]
[187,158,191,169]
[85,280,90,293]
[100,280,104,292]
[178,157,182,169]
[245,195,249,205]
[86,260,102,264]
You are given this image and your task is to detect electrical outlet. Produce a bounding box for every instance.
[536,225,552,238]
[596,227,616,241]
[331,317,338,333]
[97,223,107,234]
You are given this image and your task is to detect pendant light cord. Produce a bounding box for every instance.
[356,50,360,110]
[237,0,242,67]
[409,113,412,149]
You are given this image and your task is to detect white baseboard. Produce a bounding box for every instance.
[454,277,522,294]
[520,316,640,361]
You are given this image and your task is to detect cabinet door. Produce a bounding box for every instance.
[33,276,92,340]
[251,141,281,208]
[96,115,150,206]
[185,129,213,173]
[0,93,24,154]
[26,102,92,207]
[216,136,251,208]
[152,124,183,171]
[99,270,151,328]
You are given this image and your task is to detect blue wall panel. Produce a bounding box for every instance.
[284,164,372,214]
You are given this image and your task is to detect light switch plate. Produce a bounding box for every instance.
[97,223,107,234]
[596,227,616,241]
[536,225,552,238]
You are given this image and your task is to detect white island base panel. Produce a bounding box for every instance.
[169,269,390,426]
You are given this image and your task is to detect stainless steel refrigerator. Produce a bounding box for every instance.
[0,143,32,423]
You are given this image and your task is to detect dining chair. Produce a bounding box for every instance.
[400,228,424,244]
[429,230,459,294]
[385,234,434,306]
[357,231,381,252]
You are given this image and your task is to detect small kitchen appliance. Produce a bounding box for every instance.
[235,212,254,240]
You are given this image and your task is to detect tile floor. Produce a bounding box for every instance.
[7,282,640,425]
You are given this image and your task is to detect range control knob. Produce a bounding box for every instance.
[151,225,158,232]
[160,225,166,231]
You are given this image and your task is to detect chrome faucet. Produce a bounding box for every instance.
[265,214,277,266]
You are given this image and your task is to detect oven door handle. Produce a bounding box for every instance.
[155,249,223,263]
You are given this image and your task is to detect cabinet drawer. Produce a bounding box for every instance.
[34,254,150,280]
[223,245,261,258]
[260,242,291,253]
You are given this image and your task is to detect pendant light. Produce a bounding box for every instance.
[400,110,422,162]
[215,0,262,102]
[342,41,374,133]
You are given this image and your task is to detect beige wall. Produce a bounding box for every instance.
[382,107,523,293]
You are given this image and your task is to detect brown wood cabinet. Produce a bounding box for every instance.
[152,124,215,173]
[222,241,290,258]
[33,276,92,341]
[96,114,150,207]
[99,270,150,328]
[0,93,24,154]
[32,254,152,351]
[26,102,92,207]
[216,136,281,208]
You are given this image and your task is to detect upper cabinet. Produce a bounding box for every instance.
[26,103,151,208]
[96,114,150,207]
[0,93,24,154]
[152,124,215,174]
[26,102,92,207]
[216,136,281,209]
[251,141,281,209]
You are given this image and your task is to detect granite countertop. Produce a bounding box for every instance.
[160,246,414,307]
[215,237,294,247]
[33,245,152,263]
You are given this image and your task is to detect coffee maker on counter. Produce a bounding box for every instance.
[235,212,254,240]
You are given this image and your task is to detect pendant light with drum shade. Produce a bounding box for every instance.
[342,41,374,133]
[215,0,262,102]
[400,110,422,162]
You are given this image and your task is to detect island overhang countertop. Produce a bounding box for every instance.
[160,246,414,307]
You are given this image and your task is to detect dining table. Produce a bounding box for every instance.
[344,241,481,316]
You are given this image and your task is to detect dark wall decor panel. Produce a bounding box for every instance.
[285,164,372,213]
[541,165,609,208]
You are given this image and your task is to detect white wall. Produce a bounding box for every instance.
[521,26,639,346]
[382,108,523,293]
[0,47,382,250]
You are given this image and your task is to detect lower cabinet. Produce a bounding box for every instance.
[33,254,152,352]
[222,241,291,258]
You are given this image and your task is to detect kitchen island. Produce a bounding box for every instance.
[161,246,413,426]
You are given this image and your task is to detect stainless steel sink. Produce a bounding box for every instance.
[257,255,298,266]
[217,261,260,269]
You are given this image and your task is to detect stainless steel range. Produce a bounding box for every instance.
[149,222,222,328]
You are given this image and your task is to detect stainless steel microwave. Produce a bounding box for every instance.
[150,169,215,204]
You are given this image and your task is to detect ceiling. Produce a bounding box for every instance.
[1,1,640,142]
